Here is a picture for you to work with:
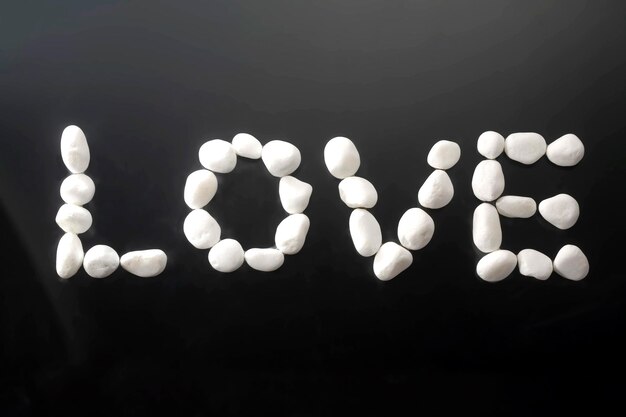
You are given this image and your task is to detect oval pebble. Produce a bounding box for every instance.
[496,195,536,218]
[397,208,434,250]
[476,250,517,282]
[120,249,167,277]
[279,176,313,214]
[427,140,461,170]
[553,244,589,281]
[473,203,502,253]
[324,137,361,179]
[184,169,218,209]
[472,160,505,202]
[504,132,547,164]
[338,176,378,209]
[199,139,237,173]
[349,209,382,257]
[538,194,579,230]
[56,233,84,279]
[373,242,413,281]
[208,239,245,273]
[546,134,585,167]
[517,249,552,280]
[55,204,92,234]
[244,248,285,272]
[60,174,95,205]
[261,140,301,177]
[61,125,90,173]
[232,133,262,159]
[477,131,505,159]
[183,209,221,249]
[418,170,454,209]
[83,245,119,278]
[275,213,310,255]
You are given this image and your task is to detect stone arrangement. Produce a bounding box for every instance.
[472,131,589,282]
[184,134,312,273]
[56,125,167,279]
[324,137,460,281]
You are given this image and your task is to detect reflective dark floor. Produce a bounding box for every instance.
[2,1,626,415]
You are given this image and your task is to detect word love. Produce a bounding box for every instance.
[55,125,589,283]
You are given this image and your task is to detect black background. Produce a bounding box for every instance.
[1,1,626,415]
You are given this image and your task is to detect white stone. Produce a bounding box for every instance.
[199,139,237,173]
[338,177,378,209]
[120,249,167,277]
[55,204,92,234]
[183,209,221,249]
[349,209,382,257]
[397,208,434,250]
[83,245,119,278]
[56,233,84,279]
[427,140,461,170]
[538,194,579,230]
[208,239,244,273]
[275,213,310,255]
[517,249,552,280]
[373,242,413,281]
[244,248,285,272]
[60,125,90,173]
[60,174,95,205]
[473,203,502,253]
[232,133,262,159]
[279,176,313,214]
[546,134,585,167]
[417,170,454,209]
[476,250,517,282]
[553,244,589,281]
[184,169,218,209]
[324,136,361,179]
[477,131,505,159]
[472,160,505,202]
[261,140,301,177]
[496,195,536,218]
[504,132,547,164]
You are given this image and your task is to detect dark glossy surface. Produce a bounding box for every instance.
[2,1,626,414]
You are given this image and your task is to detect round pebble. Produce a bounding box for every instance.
[56,233,84,279]
[183,209,221,249]
[55,204,92,234]
[120,249,167,277]
[324,137,361,179]
[553,244,589,281]
[83,245,119,278]
[338,176,378,209]
[418,170,454,209]
[397,208,434,250]
[476,250,517,282]
[349,209,382,257]
[538,194,579,230]
[472,160,505,202]
[279,176,313,214]
[504,132,547,164]
[244,248,285,272]
[275,213,310,255]
[208,239,245,273]
[477,131,505,159]
[373,242,413,281]
[473,203,502,253]
[517,249,552,280]
[546,134,585,167]
[61,125,90,173]
[199,139,237,173]
[184,169,218,209]
[496,195,536,218]
[262,140,301,177]
[427,140,461,170]
[60,174,95,205]
[232,133,262,159]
